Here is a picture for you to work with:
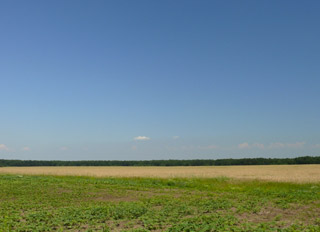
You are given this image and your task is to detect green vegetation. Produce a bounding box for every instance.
[0,174,320,231]
[1,155,320,167]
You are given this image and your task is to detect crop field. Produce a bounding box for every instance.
[1,165,320,183]
[1,170,320,231]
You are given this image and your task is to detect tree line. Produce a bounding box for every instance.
[0,156,320,167]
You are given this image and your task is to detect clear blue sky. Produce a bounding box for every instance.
[1,0,319,160]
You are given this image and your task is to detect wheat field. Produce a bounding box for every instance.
[1,165,320,183]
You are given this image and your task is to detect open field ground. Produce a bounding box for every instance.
[0,174,320,231]
[1,165,320,183]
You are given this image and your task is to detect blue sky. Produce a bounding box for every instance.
[1,0,320,160]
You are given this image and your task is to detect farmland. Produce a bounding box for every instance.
[1,165,320,183]
[1,167,320,231]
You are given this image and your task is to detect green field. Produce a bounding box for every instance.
[1,174,320,231]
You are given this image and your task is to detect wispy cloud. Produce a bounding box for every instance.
[173,136,180,140]
[238,143,264,149]
[198,145,218,150]
[181,145,195,150]
[287,142,305,148]
[268,142,286,149]
[22,146,31,151]
[134,136,150,141]
[238,142,250,149]
[0,144,9,151]
[268,142,305,149]
[252,143,265,149]
[60,146,68,151]
[238,142,305,150]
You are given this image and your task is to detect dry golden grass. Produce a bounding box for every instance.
[1,165,320,183]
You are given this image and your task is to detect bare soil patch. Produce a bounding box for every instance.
[238,204,320,225]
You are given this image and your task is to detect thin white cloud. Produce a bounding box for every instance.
[252,143,265,149]
[60,146,68,151]
[0,144,9,151]
[198,145,218,150]
[268,142,286,149]
[238,142,305,150]
[238,142,250,149]
[287,142,305,148]
[173,136,180,140]
[268,142,305,149]
[22,146,31,151]
[134,136,150,141]
[238,143,264,149]
[181,145,195,150]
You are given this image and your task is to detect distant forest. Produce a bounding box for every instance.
[0,156,320,167]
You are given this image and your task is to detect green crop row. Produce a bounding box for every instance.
[0,174,319,231]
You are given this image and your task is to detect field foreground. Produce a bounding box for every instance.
[1,174,320,231]
[1,165,320,183]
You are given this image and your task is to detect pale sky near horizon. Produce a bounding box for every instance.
[1,0,320,160]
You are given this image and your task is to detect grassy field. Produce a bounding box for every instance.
[0,171,320,231]
[1,165,320,182]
